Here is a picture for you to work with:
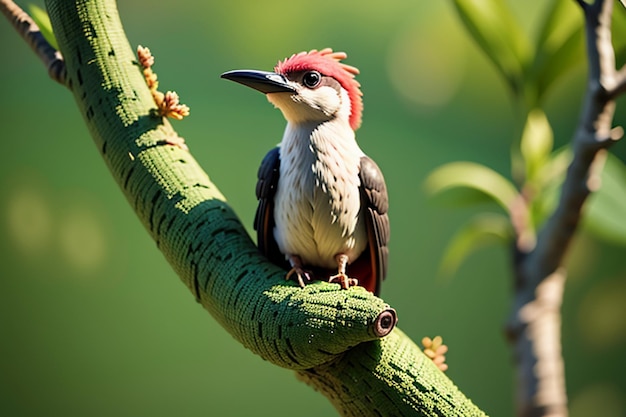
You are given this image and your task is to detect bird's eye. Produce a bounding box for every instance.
[302,71,321,88]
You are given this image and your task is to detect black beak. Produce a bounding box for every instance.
[220,70,295,94]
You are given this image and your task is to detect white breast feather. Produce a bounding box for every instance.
[273,120,367,269]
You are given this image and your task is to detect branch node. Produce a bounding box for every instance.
[610,125,624,141]
[372,308,397,337]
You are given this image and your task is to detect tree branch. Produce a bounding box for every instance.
[507,1,624,416]
[2,0,487,415]
[0,0,65,84]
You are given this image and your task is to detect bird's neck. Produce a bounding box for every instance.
[280,118,361,161]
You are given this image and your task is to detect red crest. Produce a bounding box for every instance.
[275,48,363,131]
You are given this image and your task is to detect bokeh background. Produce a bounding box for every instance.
[1,1,625,416]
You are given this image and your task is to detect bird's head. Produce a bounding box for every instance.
[221,48,363,131]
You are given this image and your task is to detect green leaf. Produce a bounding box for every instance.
[583,153,626,246]
[531,0,584,101]
[424,161,519,213]
[450,0,531,96]
[438,213,512,278]
[537,145,572,188]
[532,146,572,226]
[535,0,582,57]
[28,4,58,50]
[427,187,503,209]
[535,28,584,101]
[520,109,554,182]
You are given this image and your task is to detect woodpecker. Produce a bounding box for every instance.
[221,48,389,295]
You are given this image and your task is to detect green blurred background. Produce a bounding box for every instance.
[1,1,625,416]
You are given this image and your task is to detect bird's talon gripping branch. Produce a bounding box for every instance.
[328,254,358,290]
[286,255,313,288]
[328,273,358,290]
[285,267,313,288]
[328,254,358,289]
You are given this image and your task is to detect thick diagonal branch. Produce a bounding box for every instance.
[3,0,487,415]
[508,1,623,417]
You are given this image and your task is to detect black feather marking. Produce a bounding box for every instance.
[254,147,288,268]
[358,156,390,295]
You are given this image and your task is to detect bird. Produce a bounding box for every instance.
[221,48,389,295]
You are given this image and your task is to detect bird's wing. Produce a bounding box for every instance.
[254,147,287,268]
[356,156,390,296]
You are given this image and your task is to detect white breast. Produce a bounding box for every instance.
[273,120,367,269]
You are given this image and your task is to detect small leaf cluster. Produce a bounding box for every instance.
[137,45,190,121]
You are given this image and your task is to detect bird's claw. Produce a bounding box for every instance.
[328,273,358,290]
[286,267,313,288]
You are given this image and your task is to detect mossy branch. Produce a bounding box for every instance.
[3,0,487,415]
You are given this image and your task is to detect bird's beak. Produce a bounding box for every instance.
[220,70,295,94]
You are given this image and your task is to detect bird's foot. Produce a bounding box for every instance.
[286,255,313,288]
[329,253,358,290]
[286,267,313,288]
[328,272,358,290]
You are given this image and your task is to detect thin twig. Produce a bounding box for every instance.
[0,0,66,85]
[508,1,624,416]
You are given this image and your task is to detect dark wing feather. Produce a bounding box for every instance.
[358,156,390,296]
[254,147,287,268]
